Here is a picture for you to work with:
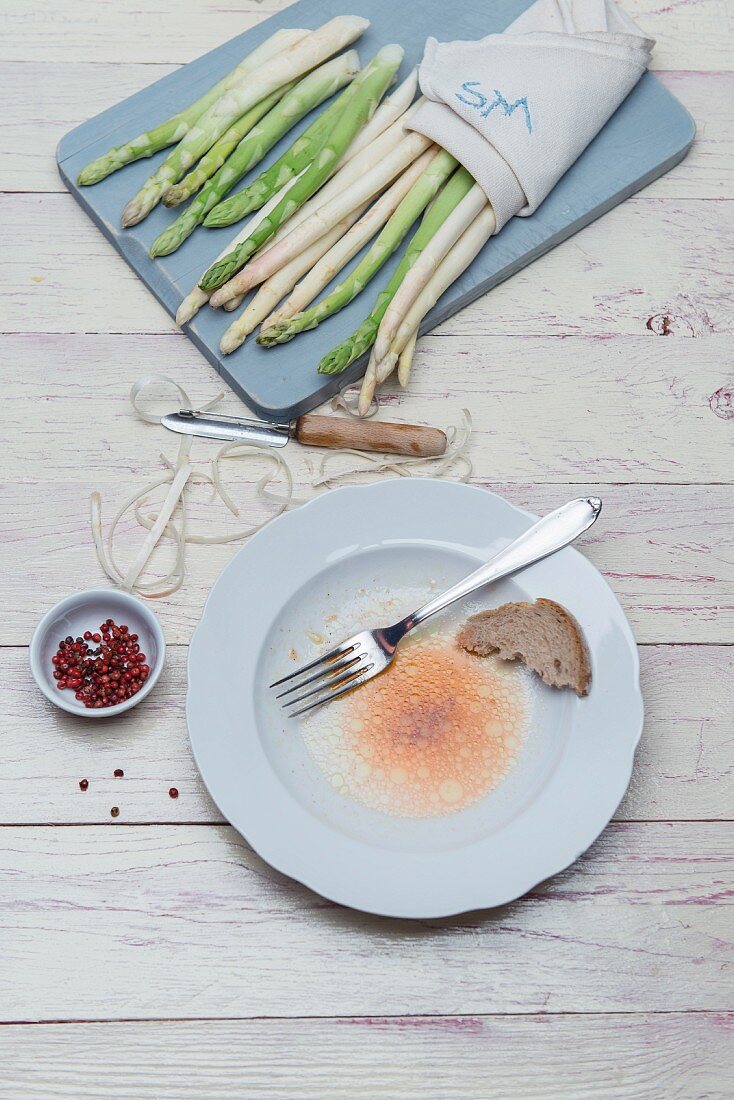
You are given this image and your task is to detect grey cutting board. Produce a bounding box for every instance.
[57,0,695,421]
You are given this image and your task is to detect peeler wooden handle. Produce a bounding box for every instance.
[293,414,447,458]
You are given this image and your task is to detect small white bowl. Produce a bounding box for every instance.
[30,588,165,718]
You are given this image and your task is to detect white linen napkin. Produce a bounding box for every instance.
[408,0,654,231]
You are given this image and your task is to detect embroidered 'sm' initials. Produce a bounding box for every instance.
[456,81,533,134]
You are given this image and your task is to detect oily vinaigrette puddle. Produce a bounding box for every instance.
[301,626,528,818]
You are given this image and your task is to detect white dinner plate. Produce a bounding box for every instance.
[187,480,643,918]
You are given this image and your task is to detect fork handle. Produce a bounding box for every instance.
[404,497,602,630]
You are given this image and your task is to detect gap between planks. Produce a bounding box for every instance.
[0,1009,729,1025]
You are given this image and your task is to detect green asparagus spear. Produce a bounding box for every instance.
[258,149,457,346]
[120,16,369,227]
[76,29,305,186]
[149,56,358,258]
[317,166,475,374]
[199,44,403,294]
[203,82,361,230]
[161,86,292,208]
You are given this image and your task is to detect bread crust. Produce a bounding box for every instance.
[457,598,592,696]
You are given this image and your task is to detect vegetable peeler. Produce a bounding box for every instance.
[161,409,447,458]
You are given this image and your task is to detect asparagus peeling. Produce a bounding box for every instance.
[76,28,307,186]
[198,43,404,293]
[120,15,370,227]
[149,54,359,258]
[316,165,476,376]
[258,145,455,345]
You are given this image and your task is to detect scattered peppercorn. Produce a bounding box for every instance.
[79,779,89,792]
[50,619,149,708]
[169,787,179,799]
[114,769,124,778]
[110,806,120,818]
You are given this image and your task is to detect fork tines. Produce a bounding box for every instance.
[270,640,373,717]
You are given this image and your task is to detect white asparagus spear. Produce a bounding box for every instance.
[376,202,497,386]
[210,131,432,306]
[175,173,304,325]
[223,296,244,312]
[373,182,489,362]
[121,15,370,226]
[397,328,418,388]
[220,207,367,354]
[262,149,436,329]
[357,348,380,416]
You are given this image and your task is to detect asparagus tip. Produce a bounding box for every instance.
[256,324,287,348]
[209,283,241,308]
[120,201,143,228]
[358,392,374,417]
[199,260,234,294]
[373,333,390,365]
[161,187,185,208]
[176,302,197,327]
[376,351,398,383]
[220,330,244,356]
[317,344,350,375]
[203,206,237,228]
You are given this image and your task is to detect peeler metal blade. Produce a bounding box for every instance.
[161,409,291,448]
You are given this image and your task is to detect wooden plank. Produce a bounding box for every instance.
[1,1014,732,1099]
[2,646,731,826]
[0,0,282,65]
[2,474,731,644]
[0,61,177,193]
[629,0,734,72]
[625,645,734,821]
[654,72,734,199]
[4,332,732,484]
[3,195,731,337]
[1,822,732,1020]
[0,0,730,70]
[5,66,729,198]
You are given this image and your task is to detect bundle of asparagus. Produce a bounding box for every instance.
[78,16,497,415]
[76,16,371,224]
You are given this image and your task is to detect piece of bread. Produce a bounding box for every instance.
[457,598,592,696]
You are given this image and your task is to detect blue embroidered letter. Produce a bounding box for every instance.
[482,89,533,133]
[455,81,487,111]
[455,81,533,134]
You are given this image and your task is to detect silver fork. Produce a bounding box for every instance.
[271,496,602,717]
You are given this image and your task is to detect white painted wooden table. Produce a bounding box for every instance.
[1,2,733,1096]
